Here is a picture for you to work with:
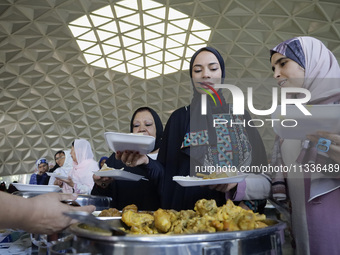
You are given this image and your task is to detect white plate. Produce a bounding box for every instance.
[271,104,340,139]
[172,175,248,187]
[46,172,68,180]
[12,183,61,193]
[104,132,155,154]
[93,170,144,181]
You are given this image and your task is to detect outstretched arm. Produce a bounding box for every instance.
[0,192,95,234]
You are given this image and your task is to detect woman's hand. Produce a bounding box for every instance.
[59,176,74,188]
[307,131,340,163]
[54,179,63,188]
[93,174,113,189]
[116,151,149,167]
[2,192,95,234]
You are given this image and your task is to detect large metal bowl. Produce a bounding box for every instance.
[51,219,286,255]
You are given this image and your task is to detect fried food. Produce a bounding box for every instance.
[121,210,154,227]
[153,209,178,233]
[99,163,113,171]
[194,198,217,216]
[122,204,138,213]
[196,171,234,179]
[98,208,122,217]
[196,172,227,179]
[120,199,268,235]
[122,210,156,234]
[99,163,123,171]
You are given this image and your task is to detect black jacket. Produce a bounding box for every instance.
[146,105,268,211]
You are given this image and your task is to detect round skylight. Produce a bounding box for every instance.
[68,0,211,79]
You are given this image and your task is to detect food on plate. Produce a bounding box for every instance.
[120,198,267,235]
[196,172,228,179]
[99,163,123,172]
[196,171,236,179]
[98,208,122,217]
[99,163,114,171]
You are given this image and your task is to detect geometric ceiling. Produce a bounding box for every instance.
[0,0,340,176]
[69,0,211,79]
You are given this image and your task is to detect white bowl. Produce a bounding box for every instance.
[104,132,155,154]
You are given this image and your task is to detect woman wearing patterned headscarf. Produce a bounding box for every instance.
[61,139,97,194]
[270,36,340,255]
[142,47,270,211]
[91,107,163,211]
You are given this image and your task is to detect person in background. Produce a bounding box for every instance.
[48,150,73,187]
[0,181,7,192]
[48,150,64,173]
[92,107,163,211]
[117,47,270,211]
[269,36,340,255]
[29,158,49,185]
[7,181,18,194]
[0,191,95,234]
[59,139,97,194]
[98,156,108,169]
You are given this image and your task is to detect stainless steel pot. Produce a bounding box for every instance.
[51,219,286,255]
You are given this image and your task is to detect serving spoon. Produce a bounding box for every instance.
[63,211,126,236]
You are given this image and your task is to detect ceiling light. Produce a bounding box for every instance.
[69,0,211,79]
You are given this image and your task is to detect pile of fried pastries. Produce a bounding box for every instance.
[98,207,122,217]
[100,199,268,235]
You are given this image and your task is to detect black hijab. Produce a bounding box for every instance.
[187,47,253,170]
[188,47,229,159]
[190,46,225,93]
[130,107,163,152]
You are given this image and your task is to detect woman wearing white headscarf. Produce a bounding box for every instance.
[270,36,340,255]
[61,139,97,194]
[48,150,73,186]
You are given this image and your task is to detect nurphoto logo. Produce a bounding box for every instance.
[200,84,312,128]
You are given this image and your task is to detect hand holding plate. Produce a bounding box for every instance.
[116,151,149,167]
[93,174,113,188]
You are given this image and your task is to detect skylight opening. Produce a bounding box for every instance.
[68,0,211,79]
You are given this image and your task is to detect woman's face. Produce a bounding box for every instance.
[55,152,65,167]
[191,51,222,94]
[132,110,157,138]
[271,53,305,88]
[38,163,49,175]
[71,145,77,164]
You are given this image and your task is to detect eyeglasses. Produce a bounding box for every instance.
[55,156,65,161]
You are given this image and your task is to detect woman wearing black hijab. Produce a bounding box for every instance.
[91,107,163,211]
[144,47,270,211]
